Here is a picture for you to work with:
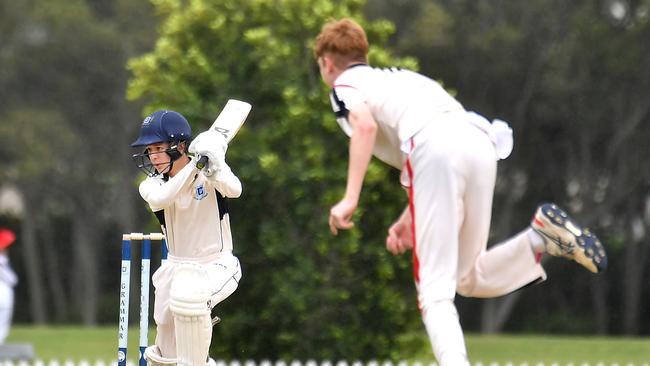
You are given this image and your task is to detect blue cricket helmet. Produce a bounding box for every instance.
[131,110,193,177]
[131,110,192,147]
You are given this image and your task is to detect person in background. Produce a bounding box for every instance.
[0,228,17,344]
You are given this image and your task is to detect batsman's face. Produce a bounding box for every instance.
[146,142,172,174]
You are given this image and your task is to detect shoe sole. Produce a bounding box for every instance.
[533,203,607,273]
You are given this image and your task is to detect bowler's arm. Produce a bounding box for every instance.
[344,103,377,204]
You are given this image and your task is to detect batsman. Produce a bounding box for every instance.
[131,109,243,365]
[315,19,608,366]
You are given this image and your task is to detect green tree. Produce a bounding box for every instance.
[0,0,158,325]
[128,0,421,359]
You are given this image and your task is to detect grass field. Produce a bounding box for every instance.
[5,325,650,364]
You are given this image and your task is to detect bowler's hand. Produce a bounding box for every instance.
[329,198,357,235]
[386,219,413,255]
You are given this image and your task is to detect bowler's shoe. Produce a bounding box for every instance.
[531,203,607,273]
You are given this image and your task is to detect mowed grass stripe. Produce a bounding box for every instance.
[6,326,650,363]
[465,334,650,364]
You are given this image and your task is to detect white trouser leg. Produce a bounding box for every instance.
[457,229,547,297]
[407,122,476,365]
[206,254,242,309]
[410,119,545,304]
[154,321,176,358]
[452,126,546,296]
[410,121,484,307]
[0,283,14,343]
[422,300,470,366]
[152,263,179,358]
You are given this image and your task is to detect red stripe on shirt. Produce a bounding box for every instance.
[333,84,357,89]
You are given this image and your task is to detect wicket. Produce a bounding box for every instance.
[118,233,168,366]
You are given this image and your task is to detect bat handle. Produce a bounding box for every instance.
[196,155,209,170]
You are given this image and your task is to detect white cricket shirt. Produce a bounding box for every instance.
[329,64,466,168]
[139,164,234,259]
[0,254,17,287]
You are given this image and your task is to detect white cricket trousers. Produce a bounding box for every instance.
[0,282,13,343]
[405,116,546,365]
[151,252,242,358]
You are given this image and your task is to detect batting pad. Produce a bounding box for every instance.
[170,263,213,366]
[144,345,178,365]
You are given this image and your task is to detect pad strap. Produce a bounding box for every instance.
[144,345,177,366]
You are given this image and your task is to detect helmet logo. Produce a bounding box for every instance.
[142,115,153,125]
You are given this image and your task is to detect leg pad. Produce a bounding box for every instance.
[170,263,213,366]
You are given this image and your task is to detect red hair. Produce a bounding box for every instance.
[314,18,368,68]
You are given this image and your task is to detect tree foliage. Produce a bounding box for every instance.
[0,0,157,324]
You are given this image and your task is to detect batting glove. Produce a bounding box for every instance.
[188,130,228,162]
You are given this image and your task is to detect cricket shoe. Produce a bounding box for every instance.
[531,203,607,273]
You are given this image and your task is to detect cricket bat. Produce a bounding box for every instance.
[196,99,252,171]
